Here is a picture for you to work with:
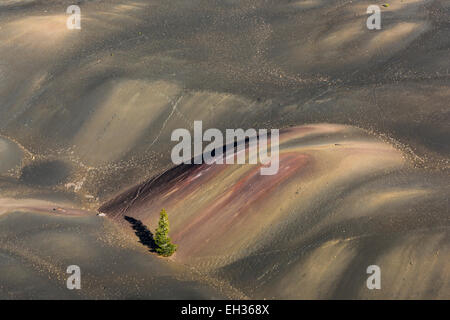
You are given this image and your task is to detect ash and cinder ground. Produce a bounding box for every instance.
[0,0,449,299]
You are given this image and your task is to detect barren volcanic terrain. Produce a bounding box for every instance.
[0,0,448,299]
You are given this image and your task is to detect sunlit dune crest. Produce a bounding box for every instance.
[1,16,71,51]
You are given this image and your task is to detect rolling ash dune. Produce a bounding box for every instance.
[0,0,448,201]
[0,0,448,299]
[0,201,239,299]
[101,124,449,299]
[0,137,23,174]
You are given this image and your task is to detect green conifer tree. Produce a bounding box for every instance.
[154,208,177,257]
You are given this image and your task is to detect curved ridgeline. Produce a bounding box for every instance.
[100,124,449,299]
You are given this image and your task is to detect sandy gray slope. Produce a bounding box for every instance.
[0,0,448,299]
[0,0,448,201]
[0,207,238,299]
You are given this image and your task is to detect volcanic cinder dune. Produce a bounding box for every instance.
[0,0,449,299]
[0,207,234,299]
[101,124,449,299]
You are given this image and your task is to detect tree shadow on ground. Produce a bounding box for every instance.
[124,216,157,252]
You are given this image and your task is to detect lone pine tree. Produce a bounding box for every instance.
[154,208,177,257]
